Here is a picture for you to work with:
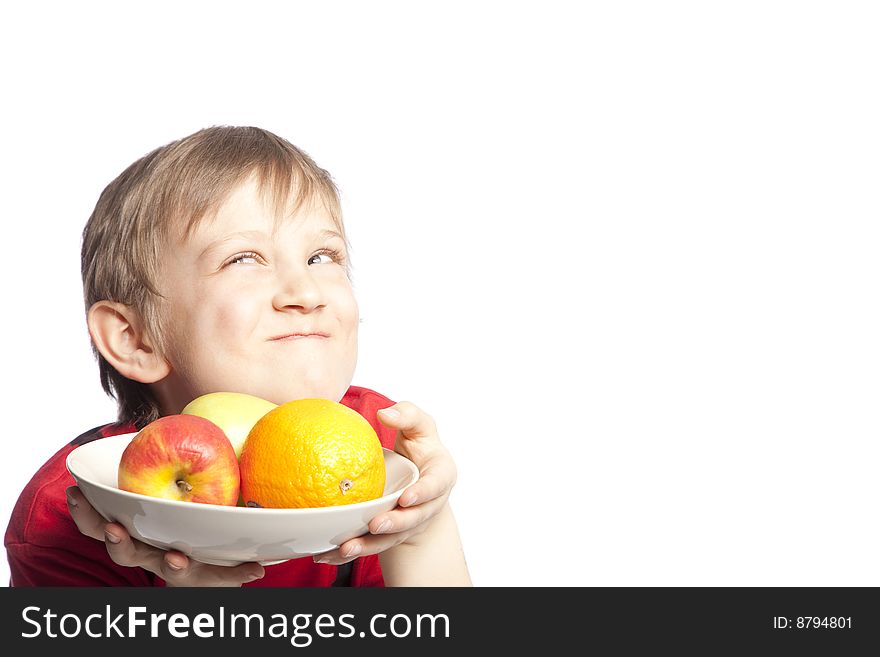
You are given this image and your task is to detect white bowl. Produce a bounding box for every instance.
[66,432,419,566]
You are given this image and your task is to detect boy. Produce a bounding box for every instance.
[4,126,471,587]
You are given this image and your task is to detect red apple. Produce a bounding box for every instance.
[117,414,240,506]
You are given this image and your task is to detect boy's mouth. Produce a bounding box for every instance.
[268,332,331,341]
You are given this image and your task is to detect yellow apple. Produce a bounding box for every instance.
[181,392,278,459]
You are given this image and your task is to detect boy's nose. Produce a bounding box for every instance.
[272,272,325,312]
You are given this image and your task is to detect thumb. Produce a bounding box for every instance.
[377,402,437,439]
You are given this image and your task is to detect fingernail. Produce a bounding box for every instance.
[375,519,392,534]
[246,571,262,581]
[343,543,362,558]
[104,530,120,544]
[66,492,78,508]
[379,407,400,419]
[400,493,417,507]
[313,556,330,564]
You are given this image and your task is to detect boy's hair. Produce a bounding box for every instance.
[81,126,344,428]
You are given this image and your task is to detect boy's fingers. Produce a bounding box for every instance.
[369,496,448,536]
[315,496,449,565]
[66,486,111,542]
[378,402,437,439]
[104,534,263,586]
[318,499,444,564]
[66,486,261,586]
[396,460,456,508]
[102,525,162,569]
[162,559,264,587]
[315,533,407,566]
[67,487,167,571]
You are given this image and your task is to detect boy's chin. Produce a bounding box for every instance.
[268,381,351,405]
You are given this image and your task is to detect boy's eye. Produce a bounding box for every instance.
[225,251,262,266]
[308,249,344,266]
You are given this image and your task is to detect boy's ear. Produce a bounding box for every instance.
[87,301,171,384]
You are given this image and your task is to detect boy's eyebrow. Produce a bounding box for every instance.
[197,228,345,260]
[197,230,269,260]
[319,229,345,241]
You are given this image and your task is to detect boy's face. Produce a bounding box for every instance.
[152,177,358,411]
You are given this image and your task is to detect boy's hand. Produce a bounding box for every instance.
[314,401,457,566]
[65,486,265,587]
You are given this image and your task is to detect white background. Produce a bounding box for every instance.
[1,1,878,587]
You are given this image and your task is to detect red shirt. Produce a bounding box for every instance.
[4,386,397,587]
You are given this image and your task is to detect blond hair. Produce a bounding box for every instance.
[81,126,344,428]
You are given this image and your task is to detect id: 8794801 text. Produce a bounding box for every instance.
[772,616,852,629]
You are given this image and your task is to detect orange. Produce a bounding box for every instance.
[239,398,386,509]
